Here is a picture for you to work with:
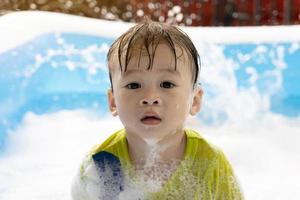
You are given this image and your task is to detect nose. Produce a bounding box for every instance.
[140,94,162,106]
[141,98,161,105]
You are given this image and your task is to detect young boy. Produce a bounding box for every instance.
[71,21,243,200]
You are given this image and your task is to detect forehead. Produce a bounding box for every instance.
[122,68,182,78]
[119,43,192,74]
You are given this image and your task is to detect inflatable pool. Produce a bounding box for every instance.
[0,11,299,200]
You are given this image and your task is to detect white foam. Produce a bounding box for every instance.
[0,110,122,200]
[187,114,300,200]
[23,37,110,77]
[1,110,299,199]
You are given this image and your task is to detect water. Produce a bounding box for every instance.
[0,11,300,200]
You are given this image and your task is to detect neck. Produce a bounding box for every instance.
[126,129,187,168]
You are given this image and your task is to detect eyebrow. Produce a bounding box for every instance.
[122,68,181,77]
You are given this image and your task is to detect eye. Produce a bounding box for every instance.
[160,81,176,89]
[126,82,141,89]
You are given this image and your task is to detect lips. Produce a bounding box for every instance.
[140,112,162,125]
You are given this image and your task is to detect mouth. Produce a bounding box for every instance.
[140,114,162,125]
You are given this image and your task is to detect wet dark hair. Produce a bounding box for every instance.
[107,21,200,90]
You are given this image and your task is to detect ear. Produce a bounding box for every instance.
[107,88,118,116]
[189,86,203,116]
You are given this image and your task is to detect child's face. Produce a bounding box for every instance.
[108,43,203,140]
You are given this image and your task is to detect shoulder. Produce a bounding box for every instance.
[89,128,126,156]
[185,128,224,161]
[73,129,126,181]
[184,128,235,174]
[185,129,244,199]
[71,129,126,199]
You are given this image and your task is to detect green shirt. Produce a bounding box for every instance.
[73,128,244,200]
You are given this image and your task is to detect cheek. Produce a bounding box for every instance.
[115,91,138,113]
[168,92,193,114]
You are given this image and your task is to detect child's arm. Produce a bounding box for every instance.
[71,155,102,200]
[209,150,244,200]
